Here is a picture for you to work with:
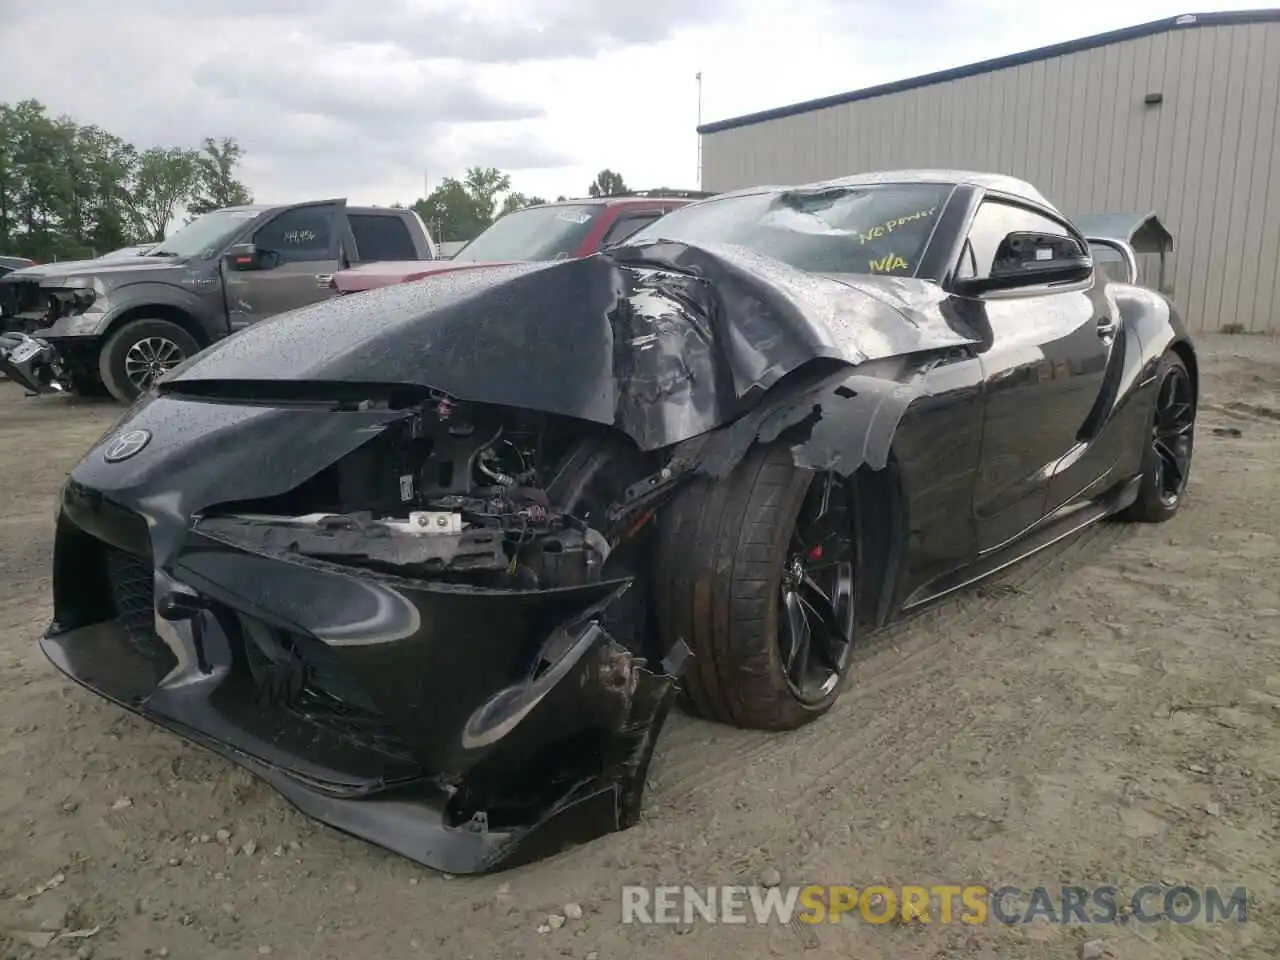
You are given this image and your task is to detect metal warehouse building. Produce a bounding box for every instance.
[697,10,1280,334]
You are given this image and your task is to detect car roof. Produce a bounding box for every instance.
[708,169,1057,212]
[347,206,415,216]
[540,192,714,208]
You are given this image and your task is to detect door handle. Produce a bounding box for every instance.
[315,274,334,287]
[1096,316,1118,338]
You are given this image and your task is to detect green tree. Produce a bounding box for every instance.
[73,125,139,255]
[411,169,541,242]
[462,166,512,224]
[188,137,253,215]
[497,192,547,217]
[412,178,485,243]
[125,146,202,241]
[587,169,628,198]
[0,99,253,258]
[0,100,80,260]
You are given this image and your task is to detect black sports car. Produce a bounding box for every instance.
[42,170,1196,874]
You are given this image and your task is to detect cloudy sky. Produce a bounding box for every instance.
[2,0,1274,207]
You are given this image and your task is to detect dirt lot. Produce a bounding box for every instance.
[1,335,1278,960]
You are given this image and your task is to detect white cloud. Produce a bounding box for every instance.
[2,0,1274,206]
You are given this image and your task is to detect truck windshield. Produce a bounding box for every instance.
[625,183,952,276]
[454,205,602,262]
[147,208,263,259]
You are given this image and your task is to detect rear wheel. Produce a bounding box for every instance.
[655,444,857,730]
[99,318,199,402]
[1119,352,1195,522]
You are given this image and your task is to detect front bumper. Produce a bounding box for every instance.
[0,332,66,394]
[47,491,688,873]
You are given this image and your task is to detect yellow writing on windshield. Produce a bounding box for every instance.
[858,207,937,245]
[869,253,909,273]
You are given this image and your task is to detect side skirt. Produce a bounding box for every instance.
[898,474,1141,614]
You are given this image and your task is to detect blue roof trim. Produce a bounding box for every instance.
[697,9,1280,135]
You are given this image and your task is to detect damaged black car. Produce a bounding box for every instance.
[44,170,1197,873]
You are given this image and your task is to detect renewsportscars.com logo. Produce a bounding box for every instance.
[620,884,1248,926]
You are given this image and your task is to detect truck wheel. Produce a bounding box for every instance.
[99,319,199,402]
[655,443,858,730]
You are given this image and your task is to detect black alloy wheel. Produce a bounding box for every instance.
[1152,361,1195,506]
[655,444,860,730]
[1119,351,1195,523]
[778,474,857,704]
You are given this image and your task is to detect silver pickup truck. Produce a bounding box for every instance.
[0,200,436,401]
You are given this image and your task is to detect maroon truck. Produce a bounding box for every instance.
[331,190,714,294]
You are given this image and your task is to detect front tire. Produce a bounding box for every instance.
[98,318,198,402]
[655,444,858,730]
[1119,351,1195,522]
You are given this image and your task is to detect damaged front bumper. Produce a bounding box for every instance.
[0,332,66,394]
[45,489,689,874]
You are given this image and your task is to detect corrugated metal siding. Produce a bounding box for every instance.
[701,22,1280,333]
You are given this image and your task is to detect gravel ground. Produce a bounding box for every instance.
[1,335,1278,960]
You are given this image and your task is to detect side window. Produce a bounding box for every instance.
[955,240,978,280]
[1088,240,1133,284]
[349,214,417,262]
[253,205,336,265]
[963,201,1084,280]
[601,212,662,247]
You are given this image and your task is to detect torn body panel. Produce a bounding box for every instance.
[0,332,66,394]
[49,378,706,872]
[45,571,687,873]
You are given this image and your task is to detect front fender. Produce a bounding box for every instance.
[670,359,924,484]
[99,282,228,343]
[43,282,227,342]
[1099,284,1195,477]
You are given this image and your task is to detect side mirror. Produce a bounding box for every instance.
[954,231,1093,296]
[223,242,278,271]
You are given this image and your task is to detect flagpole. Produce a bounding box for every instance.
[695,71,703,188]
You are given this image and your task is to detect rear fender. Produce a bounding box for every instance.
[1106,284,1196,475]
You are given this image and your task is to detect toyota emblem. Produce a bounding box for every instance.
[103,428,152,463]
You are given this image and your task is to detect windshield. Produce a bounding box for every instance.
[454,204,603,262]
[626,183,952,276]
[148,208,263,259]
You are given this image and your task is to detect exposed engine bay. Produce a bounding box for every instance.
[196,393,661,592]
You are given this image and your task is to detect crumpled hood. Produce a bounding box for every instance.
[165,241,981,450]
